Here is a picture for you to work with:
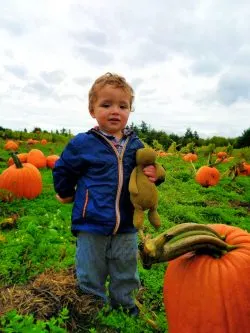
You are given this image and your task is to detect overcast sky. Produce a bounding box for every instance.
[0,0,250,138]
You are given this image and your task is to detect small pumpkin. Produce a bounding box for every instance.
[0,153,42,200]
[27,149,47,168]
[27,138,35,144]
[239,162,250,176]
[183,153,198,162]
[41,139,47,145]
[8,153,28,166]
[4,140,19,151]
[217,151,227,159]
[164,224,250,333]
[195,165,220,187]
[46,155,59,169]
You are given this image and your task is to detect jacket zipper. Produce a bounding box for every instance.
[92,131,130,234]
[82,189,89,218]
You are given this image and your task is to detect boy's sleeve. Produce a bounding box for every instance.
[53,137,84,199]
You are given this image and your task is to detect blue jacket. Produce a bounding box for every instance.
[53,128,144,236]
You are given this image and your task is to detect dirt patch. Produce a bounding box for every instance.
[0,267,103,332]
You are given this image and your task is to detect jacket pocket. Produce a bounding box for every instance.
[82,189,89,218]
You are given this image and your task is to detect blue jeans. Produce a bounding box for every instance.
[76,232,140,309]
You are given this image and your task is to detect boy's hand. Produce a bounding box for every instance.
[56,194,74,204]
[143,165,157,183]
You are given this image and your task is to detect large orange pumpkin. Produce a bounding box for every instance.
[195,166,220,187]
[0,154,42,200]
[27,149,47,168]
[163,224,250,333]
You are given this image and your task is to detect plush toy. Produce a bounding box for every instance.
[129,148,166,231]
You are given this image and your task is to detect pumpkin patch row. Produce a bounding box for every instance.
[3,138,49,152]
[7,149,59,169]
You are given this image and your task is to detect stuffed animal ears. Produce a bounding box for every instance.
[136,148,157,165]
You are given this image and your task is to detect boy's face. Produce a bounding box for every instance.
[90,85,131,139]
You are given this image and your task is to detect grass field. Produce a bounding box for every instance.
[0,139,250,332]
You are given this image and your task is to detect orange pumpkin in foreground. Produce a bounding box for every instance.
[0,154,42,200]
[195,165,220,187]
[163,224,250,333]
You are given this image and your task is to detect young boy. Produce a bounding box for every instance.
[53,73,165,315]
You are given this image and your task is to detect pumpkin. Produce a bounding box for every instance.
[235,162,250,176]
[217,151,227,159]
[164,224,250,333]
[4,140,19,151]
[27,138,35,144]
[215,157,228,163]
[8,153,28,166]
[46,155,59,169]
[240,162,250,176]
[244,163,250,175]
[41,139,47,145]
[195,166,220,187]
[27,149,47,168]
[183,153,198,162]
[0,153,42,200]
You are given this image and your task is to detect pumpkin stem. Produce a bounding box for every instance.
[140,224,238,267]
[10,152,23,169]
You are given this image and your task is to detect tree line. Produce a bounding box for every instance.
[128,121,250,150]
[0,123,249,149]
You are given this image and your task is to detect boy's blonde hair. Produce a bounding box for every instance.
[88,72,134,113]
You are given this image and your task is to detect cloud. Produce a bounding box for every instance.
[130,78,144,90]
[0,16,27,36]
[71,30,107,46]
[4,64,28,79]
[216,70,250,105]
[74,46,113,65]
[190,56,221,77]
[22,81,55,99]
[123,40,169,67]
[73,76,91,87]
[40,70,66,84]
[200,46,250,106]
[1,0,250,138]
